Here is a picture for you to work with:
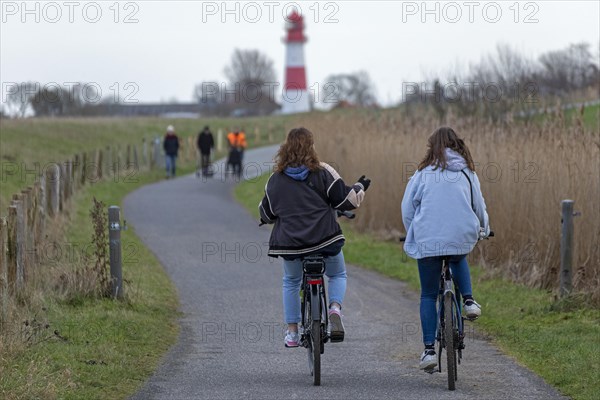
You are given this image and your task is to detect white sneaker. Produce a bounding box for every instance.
[284,331,299,348]
[464,299,482,319]
[419,349,437,370]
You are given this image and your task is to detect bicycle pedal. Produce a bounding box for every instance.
[329,332,344,343]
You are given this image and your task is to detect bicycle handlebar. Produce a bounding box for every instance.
[336,210,355,219]
[398,231,494,243]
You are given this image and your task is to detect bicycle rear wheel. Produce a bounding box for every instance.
[444,292,457,391]
[312,320,321,386]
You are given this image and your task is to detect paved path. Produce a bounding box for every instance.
[126,146,565,399]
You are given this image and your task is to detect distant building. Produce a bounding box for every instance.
[92,103,203,117]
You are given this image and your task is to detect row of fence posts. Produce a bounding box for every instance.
[0,126,274,322]
[0,138,157,323]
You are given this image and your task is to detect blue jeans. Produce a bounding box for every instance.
[282,251,347,324]
[417,254,473,345]
[165,154,177,177]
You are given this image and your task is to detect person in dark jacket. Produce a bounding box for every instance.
[259,127,371,348]
[196,125,214,176]
[163,125,180,178]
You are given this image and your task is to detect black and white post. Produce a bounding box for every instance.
[108,206,124,300]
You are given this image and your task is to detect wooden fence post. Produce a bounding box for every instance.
[33,180,45,263]
[20,189,33,274]
[152,137,162,169]
[560,200,575,297]
[80,152,87,187]
[10,197,25,289]
[68,159,74,197]
[73,154,80,191]
[0,217,7,325]
[142,138,148,169]
[254,127,260,144]
[96,149,103,181]
[31,184,39,262]
[63,161,71,201]
[217,129,223,152]
[104,146,111,177]
[133,145,139,170]
[126,145,131,167]
[46,163,60,217]
[59,162,66,211]
[7,207,17,294]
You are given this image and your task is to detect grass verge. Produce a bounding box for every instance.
[0,168,179,400]
[2,147,235,399]
[235,172,600,400]
[0,114,291,399]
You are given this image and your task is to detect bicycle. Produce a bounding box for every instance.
[400,231,493,390]
[431,232,494,390]
[299,210,354,386]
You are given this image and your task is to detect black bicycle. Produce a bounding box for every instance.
[432,231,495,390]
[400,232,493,390]
[432,255,466,390]
[299,210,354,386]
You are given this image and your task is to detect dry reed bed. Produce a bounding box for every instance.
[308,109,599,301]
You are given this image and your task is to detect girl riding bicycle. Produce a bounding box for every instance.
[259,127,371,347]
[401,126,490,370]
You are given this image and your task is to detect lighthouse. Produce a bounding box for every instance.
[281,11,311,114]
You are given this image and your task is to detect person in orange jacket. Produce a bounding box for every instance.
[226,128,247,177]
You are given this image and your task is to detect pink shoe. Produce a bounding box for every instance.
[328,308,345,343]
[284,331,299,348]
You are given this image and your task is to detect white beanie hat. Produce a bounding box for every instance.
[166,125,175,133]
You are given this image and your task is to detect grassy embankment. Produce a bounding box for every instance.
[0,115,293,399]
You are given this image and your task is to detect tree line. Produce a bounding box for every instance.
[405,42,599,122]
[2,42,597,119]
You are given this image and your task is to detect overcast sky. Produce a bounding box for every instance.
[1,0,599,107]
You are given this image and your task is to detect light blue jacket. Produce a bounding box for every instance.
[401,149,490,259]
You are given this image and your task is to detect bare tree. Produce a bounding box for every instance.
[193,81,221,104]
[5,82,38,117]
[29,82,98,117]
[223,49,278,116]
[224,49,276,87]
[323,71,377,107]
[539,42,598,95]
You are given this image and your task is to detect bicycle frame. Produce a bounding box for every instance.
[434,258,465,374]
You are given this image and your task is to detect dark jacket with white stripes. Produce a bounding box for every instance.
[259,162,365,259]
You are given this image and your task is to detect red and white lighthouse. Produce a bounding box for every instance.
[281,11,310,114]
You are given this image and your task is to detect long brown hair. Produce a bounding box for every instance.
[274,127,321,172]
[418,126,475,171]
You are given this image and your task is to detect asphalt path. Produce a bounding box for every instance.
[126,145,565,400]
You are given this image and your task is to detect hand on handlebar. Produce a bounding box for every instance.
[479,227,494,240]
[357,175,371,191]
[336,210,356,219]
